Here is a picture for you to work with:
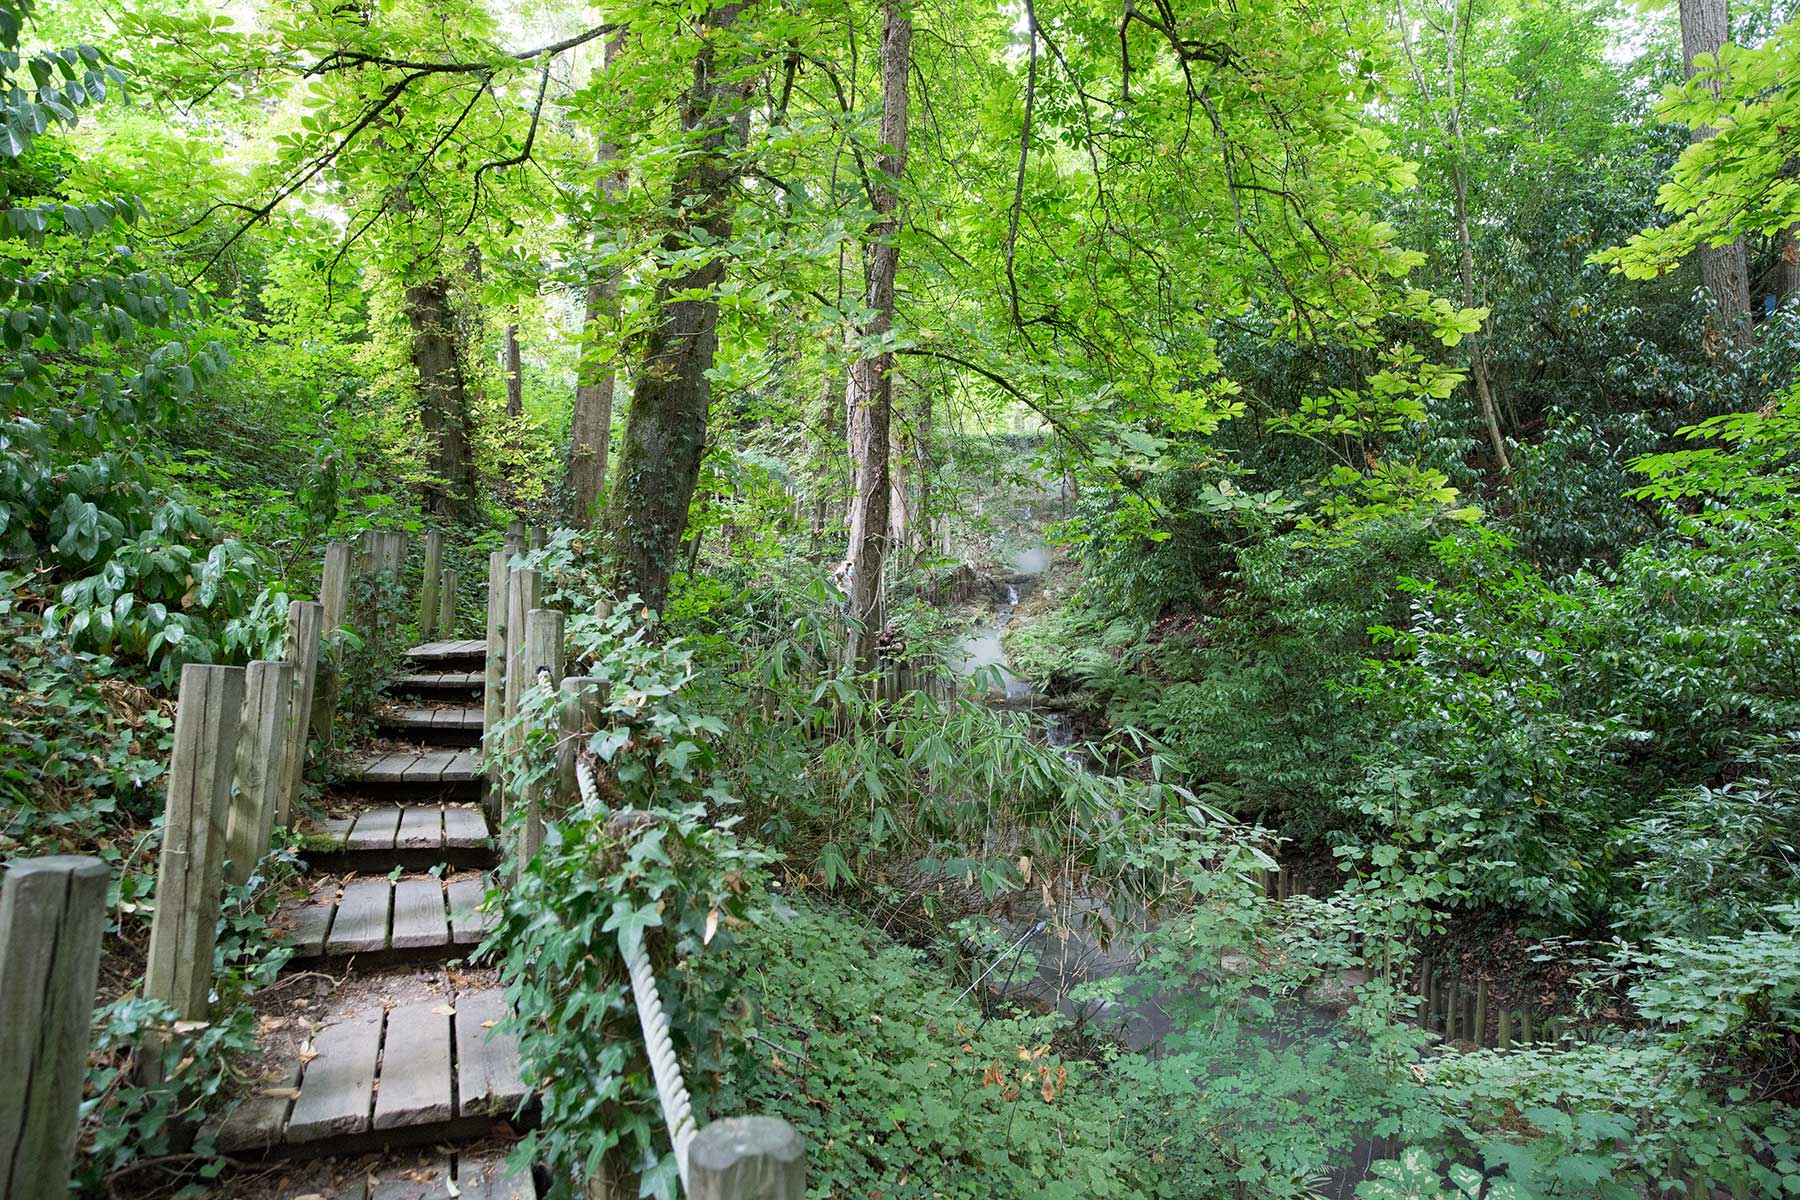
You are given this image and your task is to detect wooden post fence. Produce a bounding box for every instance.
[226,659,297,886]
[145,665,246,1041]
[419,529,444,638]
[278,600,324,827]
[0,856,108,1200]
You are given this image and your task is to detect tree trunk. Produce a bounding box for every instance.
[915,386,933,552]
[504,323,523,418]
[1679,0,1752,339]
[842,0,912,673]
[1777,226,1800,304]
[1442,13,1510,477]
[604,4,754,611]
[567,31,627,529]
[403,275,476,516]
[809,370,845,552]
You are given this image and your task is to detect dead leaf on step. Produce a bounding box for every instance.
[480,1020,497,1029]
[445,1180,461,1198]
[298,1039,317,1063]
[260,1087,301,1099]
[432,1004,456,1016]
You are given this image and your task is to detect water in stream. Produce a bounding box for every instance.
[945,542,1381,1199]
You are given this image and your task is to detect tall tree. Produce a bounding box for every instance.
[503,323,523,418]
[567,30,627,528]
[604,3,755,610]
[1396,0,1510,475]
[1678,0,1752,339]
[842,0,913,671]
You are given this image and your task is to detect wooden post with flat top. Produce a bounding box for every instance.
[688,1116,806,1200]
[0,855,108,1200]
[226,659,296,886]
[518,607,565,871]
[311,541,354,750]
[482,550,509,823]
[438,566,458,636]
[420,529,444,637]
[145,665,247,1034]
[279,601,324,827]
[503,569,543,761]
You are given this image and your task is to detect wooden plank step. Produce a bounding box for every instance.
[447,877,495,946]
[287,1010,382,1142]
[392,670,484,693]
[325,878,392,956]
[344,749,483,787]
[404,639,488,662]
[298,806,491,853]
[206,1062,300,1153]
[454,989,528,1118]
[278,877,486,963]
[377,707,482,734]
[372,999,454,1131]
[454,1154,535,1200]
[236,990,530,1153]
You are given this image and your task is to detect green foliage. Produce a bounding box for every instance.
[490,603,770,1197]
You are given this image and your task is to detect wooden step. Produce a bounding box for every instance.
[405,639,488,664]
[376,706,483,746]
[362,1152,533,1200]
[277,875,497,966]
[392,670,484,697]
[343,749,482,799]
[206,989,531,1156]
[297,804,493,870]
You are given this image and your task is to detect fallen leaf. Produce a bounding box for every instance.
[480,1020,497,1029]
[260,1087,301,1099]
[432,1004,456,1016]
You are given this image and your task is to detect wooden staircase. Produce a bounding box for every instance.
[232,638,532,1182]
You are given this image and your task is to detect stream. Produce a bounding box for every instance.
[945,540,1383,1199]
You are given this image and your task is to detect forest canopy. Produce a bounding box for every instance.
[3,0,1800,1193]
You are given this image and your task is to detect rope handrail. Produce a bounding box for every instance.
[575,753,701,1192]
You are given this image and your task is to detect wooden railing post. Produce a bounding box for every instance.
[528,525,546,551]
[688,1116,806,1200]
[518,608,566,870]
[279,601,325,827]
[482,551,509,824]
[503,568,544,764]
[420,529,444,637]
[437,566,458,636]
[0,855,108,1200]
[505,520,526,557]
[226,659,297,886]
[145,665,246,1033]
[312,541,354,751]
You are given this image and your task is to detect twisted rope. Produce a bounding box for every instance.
[576,755,700,1191]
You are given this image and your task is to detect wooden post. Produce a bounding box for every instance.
[0,856,108,1200]
[1520,1010,1534,1043]
[557,677,604,821]
[1473,981,1488,1049]
[320,542,353,639]
[483,551,509,823]
[279,601,325,827]
[504,568,543,740]
[528,525,546,551]
[312,541,355,751]
[420,529,444,637]
[1276,867,1291,901]
[145,665,246,1029]
[437,566,458,636]
[688,1116,806,1200]
[518,608,567,870]
[1425,974,1440,1033]
[226,660,297,887]
[1416,959,1432,1025]
[1497,1010,1512,1049]
[505,520,526,557]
